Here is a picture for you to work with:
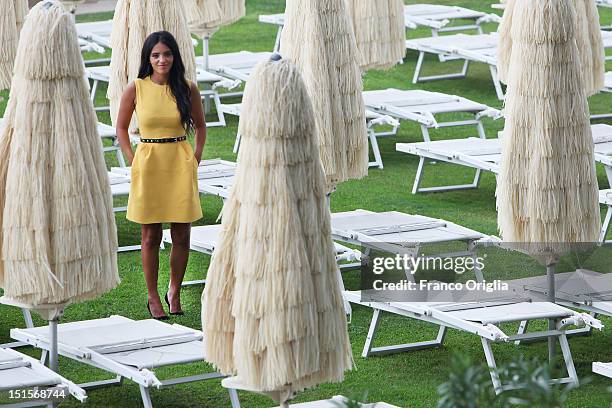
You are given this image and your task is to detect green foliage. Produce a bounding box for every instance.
[437,354,495,408]
[438,354,588,408]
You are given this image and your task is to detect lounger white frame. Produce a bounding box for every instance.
[75,20,199,65]
[593,362,612,378]
[363,88,501,143]
[218,102,400,169]
[10,316,240,408]
[0,347,86,407]
[196,51,271,83]
[258,5,500,52]
[509,269,612,339]
[404,4,501,36]
[329,209,601,393]
[84,65,229,127]
[406,31,612,100]
[395,123,612,194]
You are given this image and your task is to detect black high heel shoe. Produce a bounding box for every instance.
[165,293,185,316]
[147,301,169,321]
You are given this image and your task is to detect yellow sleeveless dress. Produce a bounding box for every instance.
[126,77,202,224]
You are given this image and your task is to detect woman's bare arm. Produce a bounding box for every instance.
[116,82,136,165]
[190,82,206,164]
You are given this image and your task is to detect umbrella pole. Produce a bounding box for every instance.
[547,262,556,367]
[203,36,210,72]
[49,317,59,372]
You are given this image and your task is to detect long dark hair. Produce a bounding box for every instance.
[138,31,193,133]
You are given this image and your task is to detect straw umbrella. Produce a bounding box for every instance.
[0,0,119,369]
[107,0,197,129]
[0,0,119,307]
[345,0,405,71]
[496,0,600,361]
[202,58,352,405]
[499,0,604,96]
[0,0,28,91]
[280,0,368,191]
[185,0,245,71]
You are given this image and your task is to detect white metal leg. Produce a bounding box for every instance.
[140,385,154,408]
[368,129,384,169]
[411,156,483,194]
[600,206,612,243]
[362,308,447,357]
[200,90,226,128]
[413,51,470,84]
[489,65,505,101]
[233,133,242,154]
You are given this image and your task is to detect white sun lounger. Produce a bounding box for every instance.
[258,5,500,52]
[75,20,112,50]
[396,123,612,193]
[161,223,362,287]
[218,102,400,169]
[10,316,240,408]
[363,88,501,142]
[196,51,272,83]
[84,65,229,127]
[594,362,612,379]
[509,270,612,337]
[406,31,612,100]
[604,71,612,92]
[75,20,199,64]
[404,4,501,35]
[329,209,601,393]
[0,347,86,407]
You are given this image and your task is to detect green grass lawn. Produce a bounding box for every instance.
[1,1,612,407]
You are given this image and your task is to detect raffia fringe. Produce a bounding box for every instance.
[201,60,352,399]
[0,2,119,307]
[280,0,368,188]
[496,0,600,251]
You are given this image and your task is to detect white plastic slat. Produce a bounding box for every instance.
[405,4,485,20]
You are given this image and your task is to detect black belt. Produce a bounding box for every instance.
[140,136,186,143]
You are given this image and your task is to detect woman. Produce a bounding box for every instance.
[116,31,206,319]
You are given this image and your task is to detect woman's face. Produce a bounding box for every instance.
[149,42,173,75]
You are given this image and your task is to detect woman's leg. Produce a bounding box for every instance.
[168,223,191,313]
[141,223,166,318]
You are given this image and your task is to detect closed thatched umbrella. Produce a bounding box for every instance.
[0,0,119,308]
[0,0,28,91]
[496,0,600,361]
[202,58,352,405]
[107,0,197,129]
[499,0,604,96]
[345,0,405,71]
[185,0,245,71]
[280,0,368,190]
[0,2,119,370]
